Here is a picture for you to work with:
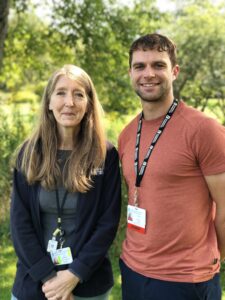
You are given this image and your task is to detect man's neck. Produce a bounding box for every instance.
[141,98,174,121]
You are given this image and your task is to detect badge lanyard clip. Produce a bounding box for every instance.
[52,226,65,247]
[53,189,68,248]
[52,227,61,239]
[134,187,139,207]
[47,188,69,253]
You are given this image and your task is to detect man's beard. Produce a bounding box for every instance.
[134,83,170,103]
[135,89,165,103]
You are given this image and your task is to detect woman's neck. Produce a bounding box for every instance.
[57,126,79,150]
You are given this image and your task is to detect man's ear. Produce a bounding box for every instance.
[172,65,180,80]
[128,68,131,77]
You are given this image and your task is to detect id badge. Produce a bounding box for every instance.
[127,204,146,234]
[50,247,73,265]
[47,239,58,252]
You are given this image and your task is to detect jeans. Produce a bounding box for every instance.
[119,259,221,300]
[75,290,111,300]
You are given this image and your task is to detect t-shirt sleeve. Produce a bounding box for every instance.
[118,115,139,162]
[192,117,225,175]
[118,131,124,161]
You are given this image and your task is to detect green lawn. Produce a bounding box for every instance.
[1,235,224,300]
[0,239,17,300]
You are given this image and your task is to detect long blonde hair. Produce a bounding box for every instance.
[16,65,106,193]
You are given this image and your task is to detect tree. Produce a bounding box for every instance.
[1,0,167,113]
[50,0,167,113]
[0,9,75,97]
[165,0,225,122]
[0,0,10,69]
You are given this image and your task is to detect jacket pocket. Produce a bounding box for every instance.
[14,263,46,300]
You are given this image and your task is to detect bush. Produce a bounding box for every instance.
[0,105,34,238]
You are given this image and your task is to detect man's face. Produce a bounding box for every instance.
[129,49,179,103]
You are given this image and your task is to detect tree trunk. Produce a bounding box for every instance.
[0,0,10,69]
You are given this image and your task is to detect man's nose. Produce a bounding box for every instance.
[143,66,155,78]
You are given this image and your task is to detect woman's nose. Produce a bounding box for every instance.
[65,94,74,106]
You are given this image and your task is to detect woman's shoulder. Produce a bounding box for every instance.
[14,140,27,170]
[106,141,118,153]
[105,141,119,165]
[15,138,40,170]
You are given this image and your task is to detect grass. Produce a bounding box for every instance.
[0,184,224,300]
[0,235,122,300]
[0,239,17,299]
[0,226,224,300]
[1,183,224,300]
[0,212,16,300]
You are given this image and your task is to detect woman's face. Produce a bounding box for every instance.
[49,75,88,132]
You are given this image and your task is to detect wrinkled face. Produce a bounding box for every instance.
[129,49,179,103]
[49,75,88,131]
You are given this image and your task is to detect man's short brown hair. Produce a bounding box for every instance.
[129,33,177,67]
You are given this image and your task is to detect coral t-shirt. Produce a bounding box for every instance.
[118,101,225,283]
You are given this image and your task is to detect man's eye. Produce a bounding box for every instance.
[134,65,144,70]
[155,64,165,69]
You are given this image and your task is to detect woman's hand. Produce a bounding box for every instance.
[42,270,79,300]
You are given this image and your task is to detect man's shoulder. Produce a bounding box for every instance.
[118,114,139,154]
[178,101,221,127]
[179,101,208,118]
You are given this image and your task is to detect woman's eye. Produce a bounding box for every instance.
[56,91,66,96]
[74,93,84,98]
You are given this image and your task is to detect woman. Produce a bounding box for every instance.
[10,65,121,300]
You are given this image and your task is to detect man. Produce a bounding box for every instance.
[118,33,225,300]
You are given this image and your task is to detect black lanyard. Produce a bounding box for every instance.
[55,189,68,231]
[135,99,179,187]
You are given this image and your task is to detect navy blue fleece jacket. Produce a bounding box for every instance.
[10,143,121,299]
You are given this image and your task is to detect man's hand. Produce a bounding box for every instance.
[42,270,79,300]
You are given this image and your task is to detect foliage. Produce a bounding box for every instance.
[1,0,163,112]
[2,0,224,117]
[0,10,75,94]
[0,1,225,298]
[49,0,167,113]
[0,0,10,69]
[0,105,35,232]
[165,0,225,122]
